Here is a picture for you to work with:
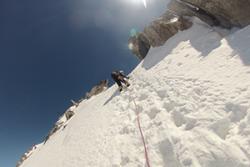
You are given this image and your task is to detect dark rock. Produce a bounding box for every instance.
[128,33,151,60]
[85,80,109,99]
[65,110,74,120]
[128,14,192,59]
[128,0,250,59]
[44,105,77,144]
[181,0,250,28]
[168,0,220,26]
[16,145,37,167]
[144,14,192,47]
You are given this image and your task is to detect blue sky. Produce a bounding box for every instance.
[0,0,167,166]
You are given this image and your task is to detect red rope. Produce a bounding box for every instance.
[133,100,151,167]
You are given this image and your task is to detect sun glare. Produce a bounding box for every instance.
[126,0,147,8]
[143,0,147,8]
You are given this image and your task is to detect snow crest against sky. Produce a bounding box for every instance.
[0,0,167,167]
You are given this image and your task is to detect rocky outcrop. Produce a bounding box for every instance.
[44,104,77,144]
[39,80,109,145]
[17,101,78,166]
[65,110,75,120]
[16,145,38,167]
[85,80,108,99]
[129,0,250,59]
[129,14,192,59]
[128,33,150,60]
[167,0,220,26]
[181,0,250,28]
[144,15,192,47]
[17,82,108,166]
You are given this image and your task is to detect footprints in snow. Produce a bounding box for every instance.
[171,110,197,130]
[110,74,250,166]
[209,118,231,139]
[225,102,248,122]
[159,138,182,167]
[156,88,168,99]
[147,107,161,120]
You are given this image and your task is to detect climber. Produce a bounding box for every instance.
[111,70,130,92]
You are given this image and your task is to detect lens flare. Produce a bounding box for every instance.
[125,0,147,8]
[128,43,134,50]
[143,0,147,8]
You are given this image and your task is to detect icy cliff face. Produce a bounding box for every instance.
[129,15,192,59]
[181,0,250,27]
[20,19,250,167]
[129,0,250,59]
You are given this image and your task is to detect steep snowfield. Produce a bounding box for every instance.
[21,20,250,167]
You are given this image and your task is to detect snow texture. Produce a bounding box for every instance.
[21,19,250,167]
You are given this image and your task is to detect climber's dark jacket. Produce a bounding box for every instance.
[111,71,130,90]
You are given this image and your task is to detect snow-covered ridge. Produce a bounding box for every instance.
[129,0,250,60]
[20,20,250,167]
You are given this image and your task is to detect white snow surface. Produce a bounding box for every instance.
[21,20,250,167]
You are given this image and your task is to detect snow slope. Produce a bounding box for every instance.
[21,19,250,167]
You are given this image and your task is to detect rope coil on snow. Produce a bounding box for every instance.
[133,99,151,167]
